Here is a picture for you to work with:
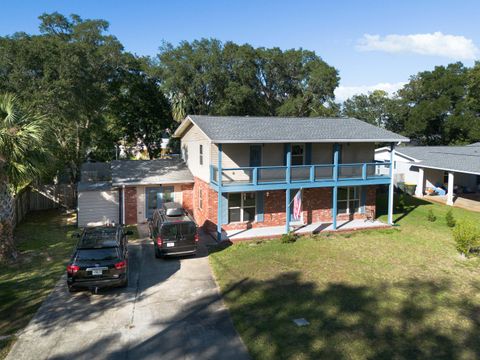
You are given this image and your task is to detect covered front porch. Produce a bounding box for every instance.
[213,142,397,241]
[215,218,389,241]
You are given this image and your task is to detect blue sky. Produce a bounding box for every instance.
[2,0,479,100]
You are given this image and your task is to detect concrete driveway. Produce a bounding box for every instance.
[6,226,250,360]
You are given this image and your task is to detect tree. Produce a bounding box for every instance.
[342,90,393,127]
[109,58,173,159]
[394,63,470,145]
[0,94,48,261]
[155,39,339,117]
[0,13,125,181]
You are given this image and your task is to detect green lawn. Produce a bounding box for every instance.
[210,194,480,360]
[0,210,77,358]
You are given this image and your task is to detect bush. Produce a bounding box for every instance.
[281,232,297,243]
[446,209,456,228]
[453,220,480,256]
[427,209,437,222]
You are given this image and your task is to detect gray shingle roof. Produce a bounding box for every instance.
[80,162,112,182]
[111,158,193,186]
[180,115,409,143]
[396,146,480,175]
[77,181,114,192]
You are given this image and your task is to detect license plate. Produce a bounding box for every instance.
[91,269,103,276]
[166,242,175,247]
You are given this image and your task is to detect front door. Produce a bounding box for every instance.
[249,145,262,167]
[146,186,174,219]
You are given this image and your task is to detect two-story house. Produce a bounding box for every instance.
[173,115,409,240]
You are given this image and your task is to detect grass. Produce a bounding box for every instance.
[0,210,77,358]
[210,193,480,360]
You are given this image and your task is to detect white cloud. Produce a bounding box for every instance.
[334,82,406,102]
[357,32,479,60]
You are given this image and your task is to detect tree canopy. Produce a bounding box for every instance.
[342,63,480,145]
[155,39,340,117]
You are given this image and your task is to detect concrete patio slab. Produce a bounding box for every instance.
[218,219,389,241]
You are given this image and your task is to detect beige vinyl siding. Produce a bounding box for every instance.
[181,124,211,182]
[341,143,375,163]
[78,190,119,227]
[262,144,285,166]
[136,184,184,223]
[312,143,333,164]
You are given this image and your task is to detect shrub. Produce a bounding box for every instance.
[446,209,456,228]
[427,209,437,222]
[453,220,480,256]
[281,232,297,243]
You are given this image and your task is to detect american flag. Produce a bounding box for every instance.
[293,189,302,221]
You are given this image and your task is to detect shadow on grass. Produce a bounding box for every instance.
[376,192,432,224]
[221,272,480,360]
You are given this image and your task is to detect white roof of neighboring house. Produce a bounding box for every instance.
[376,144,480,175]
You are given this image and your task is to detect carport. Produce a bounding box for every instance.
[411,145,480,206]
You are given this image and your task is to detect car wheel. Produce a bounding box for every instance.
[120,278,128,288]
[154,246,161,259]
[67,285,76,293]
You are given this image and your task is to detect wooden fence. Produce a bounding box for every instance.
[12,184,76,227]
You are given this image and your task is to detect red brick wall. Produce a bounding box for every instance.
[364,186,376,218]
[193,177,218,232]
[189,178,377,232]
[125,187,137,225]
[181,183,194,215]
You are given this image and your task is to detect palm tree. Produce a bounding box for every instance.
[0,94,48,261]
[172,92,187,122]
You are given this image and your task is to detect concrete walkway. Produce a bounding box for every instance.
[220,219,389,241]
[6,226,249,360]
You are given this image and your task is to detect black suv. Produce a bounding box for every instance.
[67,226,131,292]
[149,202,198,258]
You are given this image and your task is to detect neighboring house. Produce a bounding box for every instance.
[77,158,194,227]
[173,115,409,240]
[375,144,480,206]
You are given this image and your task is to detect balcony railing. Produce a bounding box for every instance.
[211,162,391,188]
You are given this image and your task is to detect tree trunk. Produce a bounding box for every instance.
[0,178,16,262]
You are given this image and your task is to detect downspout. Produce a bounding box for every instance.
[388,143,395,225]
[122,185,126,225]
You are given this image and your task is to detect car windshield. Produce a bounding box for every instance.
[76,248,119,261]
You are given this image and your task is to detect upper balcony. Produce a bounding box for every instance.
[210,162,391,192]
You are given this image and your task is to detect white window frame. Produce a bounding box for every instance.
[199,144,203,166]
[338,187,360,214]
[228,192,256,223]
[198,188,203,210]
[291,143,305,166]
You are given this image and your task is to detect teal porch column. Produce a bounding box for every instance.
[285,143,291,233]
[217,143,223,241]
[332,143,340,230]
[388,142,395,225]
